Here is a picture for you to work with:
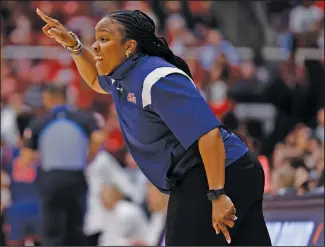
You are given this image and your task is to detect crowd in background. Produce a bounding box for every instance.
[1,0,324,245]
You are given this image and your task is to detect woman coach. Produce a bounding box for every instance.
[36,8,271,246]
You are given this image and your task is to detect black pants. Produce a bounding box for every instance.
[85,232,101,246]
[166,150,272,246]
[0,214,5,246]
[39,170,87,246]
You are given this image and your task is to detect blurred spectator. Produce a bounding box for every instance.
[1,62,18,101]
[315,155,325,182]
[253,49,271,86]
[10,112,40,204]
[270,121,324,196]
[289,0,323,35]
[123,1,158,30]
[271,164,296,196]
[1,94,29,147]
[289,0,324,49]
[314,108,324,143]
[295,126,311,154]
[84,145,136,245]
[291,157,310,195]
[131,182,168,246]
[179,0,221,37]
[305,136,323,168]
[206,60,228,106]
[9,15,33,45]
[123,151,148,205]
[166,14,197,57]
[145,183,168,246]
[305,168,323,192]
[99,184,148,246]
[3,111,41,246]
[232,61,264,94]
[198,29,240,71]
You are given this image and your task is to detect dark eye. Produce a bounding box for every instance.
[100,37,108,42]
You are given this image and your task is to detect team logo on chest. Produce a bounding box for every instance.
[127,92,137,104]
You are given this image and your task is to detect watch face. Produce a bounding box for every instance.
[207,191,217,201]
[207,189,225,201]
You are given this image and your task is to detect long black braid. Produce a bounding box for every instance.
[107,10,193,79]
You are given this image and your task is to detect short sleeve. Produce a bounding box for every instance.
[98,75,113,93]
[149,73,221,150]
[23,120,41,150]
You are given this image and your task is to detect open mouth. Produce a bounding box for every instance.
[94,56,104,65]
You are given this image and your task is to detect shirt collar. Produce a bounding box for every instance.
[108,53,145,81]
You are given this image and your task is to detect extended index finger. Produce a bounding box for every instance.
[218,222,231,244]
[36,8,59,26]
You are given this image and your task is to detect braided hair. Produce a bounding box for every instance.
[107,10,193,79]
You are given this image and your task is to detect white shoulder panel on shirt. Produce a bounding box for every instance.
[141,67,196,108]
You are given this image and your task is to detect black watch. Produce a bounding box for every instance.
[207,188,225,201]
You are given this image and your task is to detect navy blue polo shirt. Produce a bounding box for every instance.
[24,105,98,171]
[98,54,248,192]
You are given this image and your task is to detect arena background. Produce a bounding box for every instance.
[1,1,324,246]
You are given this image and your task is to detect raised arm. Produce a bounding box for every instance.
[36,8,107,94]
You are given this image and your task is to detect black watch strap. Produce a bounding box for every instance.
[207,188,225,201]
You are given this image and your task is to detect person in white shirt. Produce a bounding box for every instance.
[131,182,169,246]
[289,0,323,34]
[99,184,148,246]
[84,149,136,245]
[84,112,138,245]
[1,94,27,148]
[84,150,140,245]
[124,151,148,204]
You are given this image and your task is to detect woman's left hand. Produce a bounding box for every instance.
[212,194,237,244]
